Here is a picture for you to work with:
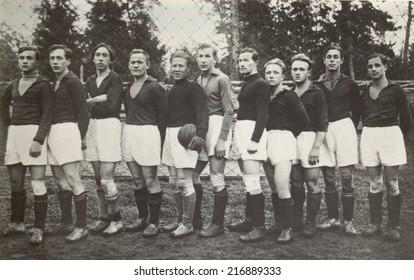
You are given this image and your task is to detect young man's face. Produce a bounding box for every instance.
[291,60,310,84]
[367,56,387,81]
[93,46,111,72]
[18,50,37,73]
[265,64,284,87]
[238,52,257,76]
[49,49,70,75]
[171,57,190,80]
[197,47,216,73]
[324,49,343,72]
[129,53,149,78]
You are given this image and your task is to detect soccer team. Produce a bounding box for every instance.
[0,42,412,247]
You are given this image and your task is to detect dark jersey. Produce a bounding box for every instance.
[266,89,309,133]
[293,83,328,132]
[166,78,208,140]
[316,73,361,128]
[85,71,123,119]
[52,71,90,139]
[124,76,167,141]
[0,75,54,144]
[237,73,271,142]
[361,81,412,135]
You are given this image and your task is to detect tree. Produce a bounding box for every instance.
[32,0,84,80]
[0,22,28,81]
[85,0,166,81]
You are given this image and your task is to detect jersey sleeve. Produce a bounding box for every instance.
[33,81,55,144]
[314,90,328,132]
[251,81,270,142]
[191,83,209,139]
[218,75,234,140]
[395,86,413,136]
[68,79,90,139]
[0,82,13,126]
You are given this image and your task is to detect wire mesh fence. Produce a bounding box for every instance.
[1,0,414,178]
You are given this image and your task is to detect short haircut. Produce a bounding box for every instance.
[170,49,194,66]
[197,43,218,59]
[18,46,40,61]
[291,53,313,70]
[48,44,72,60]
[264,58,287,75]
[129,49,150,65]
[325,44,344,59]
[367,53,388,67]
[92,42,116,62]
[239,47,259,62]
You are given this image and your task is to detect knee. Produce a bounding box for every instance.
[56,179,71,192]
[101,179,119,200]
[276,184,291,199]
[306,180,321,194]
[132,175,144,189]
[144,177,160,192]
[323,168,336,190]
[192,172,201,184]
[31,180,47,196]
[369,175,383,193]
[177,178,195,196]
[385,180,400,196]
[243,174,262,195]
[211,174,225,192]
[290,175,304,191]
[9,177,25,191]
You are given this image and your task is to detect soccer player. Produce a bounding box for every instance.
[84,43,123,236]
[262,58,309,244]
[0,46,54,245]
[191,43,234,237]
[290,53,330,238]
[227,48,270,243]
[360,53,412,242]
[316,45,361,236]
[47,44,90,242]
[123,49,167,237]
[160,49,208,238]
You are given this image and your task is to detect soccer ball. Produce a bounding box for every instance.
[177,124,196,149]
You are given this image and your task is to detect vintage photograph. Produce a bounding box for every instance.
[0,0,413,261]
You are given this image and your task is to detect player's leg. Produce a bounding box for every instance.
[319,166,341,231]
[239,160,266,243]
[125,161,148,232]
[199,156,227,238]
[160,166,182,232]
[274,160,294,244]
[192,160,208,230]
[263,161,280,234]
[340,165,357,236]
[89,161,110,234]
[302,167,322,238]
[49,165,74,235]
[361,165,384,237]
[28,165,48,245]
[61,161,88,242]
[170,167,196,238]
[142,165,162,237]
[100,162,122,236]
[3,163,27,235]
[383,165,401,242]
[290,163,305,231]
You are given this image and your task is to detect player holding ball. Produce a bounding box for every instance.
[160,49,209,238]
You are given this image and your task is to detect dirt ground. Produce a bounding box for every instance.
[0,159,413,260]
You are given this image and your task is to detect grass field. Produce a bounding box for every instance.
[0,148,414,259]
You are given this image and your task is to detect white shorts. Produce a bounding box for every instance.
[297,131,333,168]
[162,126,198,168]
[361,126,406,167]
[267,130,297,165]
[122,124,161,166]
[85,118,122,162]
[198,115,232,161]
[48,123,83,166]
[230,120,267,161]
[5,125,48,166]
[325,118,358,167]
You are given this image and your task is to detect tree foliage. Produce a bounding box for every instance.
[32,0,85,80]
[84,0,166,81]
